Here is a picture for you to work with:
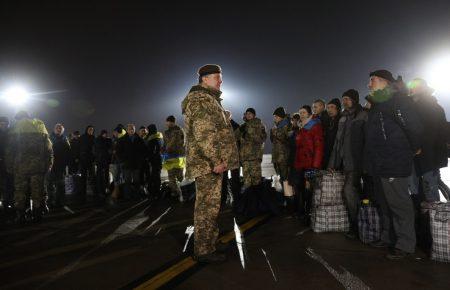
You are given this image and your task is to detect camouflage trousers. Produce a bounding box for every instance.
[274,162,289,182]
[14,172,45,210]
[194,172,223,256]
[168,168,183,195]
[242,160,262,188]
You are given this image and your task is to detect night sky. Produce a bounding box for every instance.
[1,1,450,141]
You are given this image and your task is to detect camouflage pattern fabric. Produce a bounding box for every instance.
[5,118,53,210]
[163,125,185,156]
[270,118,291,181]
[242,160,262,187]
[181,85,239,180]
[194,172,223,256]
[168,168,183,195]
[237,117,267,162]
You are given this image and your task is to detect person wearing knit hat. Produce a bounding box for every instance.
[271,106,292,212]
[369,69,395,83]
[365,69,423,259]
[245,107,256,118]
[342,89,359,105]
[323,98,341,169]
[328,88,368,240]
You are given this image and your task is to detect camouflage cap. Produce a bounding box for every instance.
[198,64,222,77]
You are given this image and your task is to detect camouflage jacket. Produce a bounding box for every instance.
[163,125,185,157]
[270,118,291,164]
[5,118,53,175]
[181,85,239,179]
[237,117,267,162]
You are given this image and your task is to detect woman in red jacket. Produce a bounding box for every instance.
[288,105,324,224]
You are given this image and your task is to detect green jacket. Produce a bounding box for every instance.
[270,118,291,164]
[6,118,53,175]
[237,117,267,162]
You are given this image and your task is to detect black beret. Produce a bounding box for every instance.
[369,69,395,83]
[198,64,222,77]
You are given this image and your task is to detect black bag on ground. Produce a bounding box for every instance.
[235,179,280,217]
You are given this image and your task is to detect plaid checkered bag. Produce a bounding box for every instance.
[430,203,450,262]
[64,175,75,194]
[312,172,345,206]
[358,205,381,244]
[311,204,350,233]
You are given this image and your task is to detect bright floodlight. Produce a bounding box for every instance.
[425,55,450,95]
[2,86,30,106]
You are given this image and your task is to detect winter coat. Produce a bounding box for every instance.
[322,113,340,169]
[94,136,113,168]
[146,132,163,168]
[5,118,53,175]
[289,117,324,170]
[116,133,147,170]
[364,87,423,178]
[270,118,291,165]
[79,128,95,165]
[50,133,71,174]
[237,117,267,162]
[328,105,368,172]
[181,85,239,179]
[413,94,448,174]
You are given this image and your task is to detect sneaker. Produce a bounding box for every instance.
[193,252,226,264]
[386,248,411,260]
[370,240,390,248]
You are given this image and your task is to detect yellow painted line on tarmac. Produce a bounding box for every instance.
[134,214,269,290]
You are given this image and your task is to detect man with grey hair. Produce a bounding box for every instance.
[48,123,71,209]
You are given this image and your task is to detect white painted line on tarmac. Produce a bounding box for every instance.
[77,199,148,238]
[234,218,246,270]
[261,248,277,282]
[306,247,370,290]
[182,226,194,253]
[144,207,172,231]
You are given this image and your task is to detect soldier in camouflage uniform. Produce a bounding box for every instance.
[162,115,185,201]
[182,64,239,263]
[236,108,267,189]
[6,111,53,223]
[270,107,291,182]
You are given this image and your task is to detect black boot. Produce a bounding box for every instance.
[32,208,43,223]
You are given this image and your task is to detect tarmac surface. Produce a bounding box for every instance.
[1,156,450,290]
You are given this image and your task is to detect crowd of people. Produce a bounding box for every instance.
[0,67,449,263]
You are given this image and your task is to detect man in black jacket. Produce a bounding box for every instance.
[146,124,163,199]
[408,78,448,202]
[79,125,97,204]
[116,124,147,199]
[329,90,368,240]
[323,98,341,168]
[365,70,423,260]
[94,130,112,198]
[47,123,71,208]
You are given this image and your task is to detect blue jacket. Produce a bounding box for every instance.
[364,88,423,178]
